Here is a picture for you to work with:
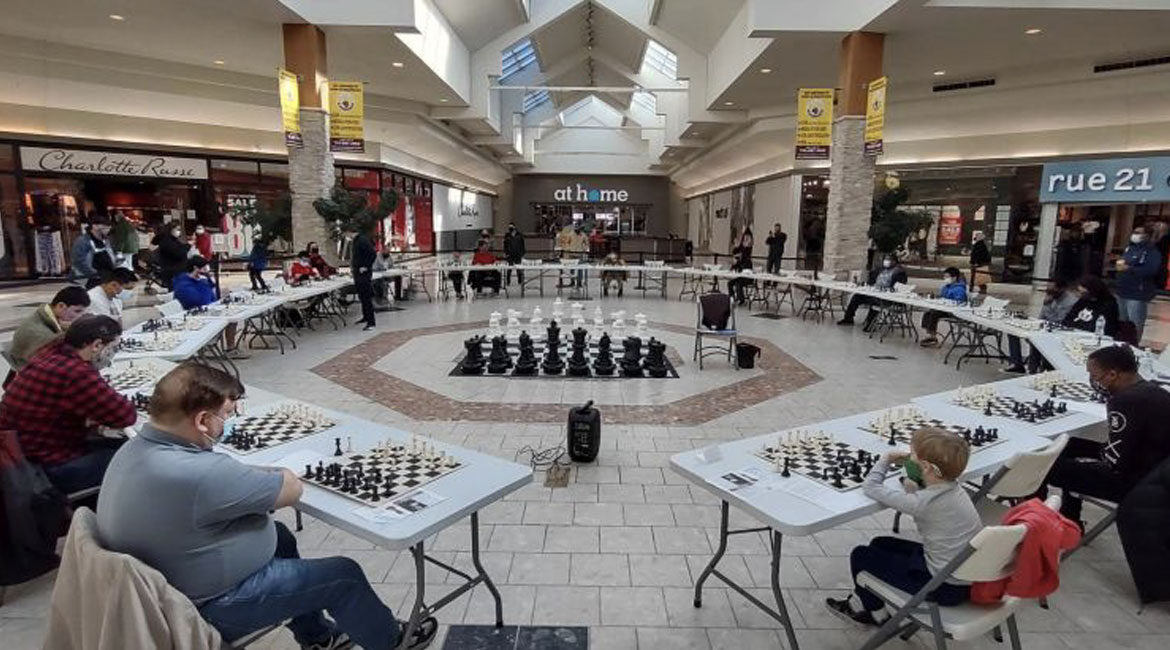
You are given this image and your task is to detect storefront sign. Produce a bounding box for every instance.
[938,206,962,246]
[21,147,208,179]
[552,183,629,202]
[1041,156,1170,203]
[863,76,887,156]
[328,81,365,153]
[795,88,834,160]
[278,69,303,148]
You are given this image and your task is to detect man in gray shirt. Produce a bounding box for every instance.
[97,364,436,650]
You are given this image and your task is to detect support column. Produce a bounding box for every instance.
[283,24,335,261]
[822,31,884,275]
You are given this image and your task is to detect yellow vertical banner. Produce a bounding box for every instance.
[795,88,834,160]
[328,81,365,153]
[278,69,302,148]
[864,76,887,157]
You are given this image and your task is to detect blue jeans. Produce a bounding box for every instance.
[199,522,399,650]
[43,445,121,494]
[1117,297,1149,341]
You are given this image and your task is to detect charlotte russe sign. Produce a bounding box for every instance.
[21,147,209,180]
[553,183,629,202]
[1041,156,1170,204]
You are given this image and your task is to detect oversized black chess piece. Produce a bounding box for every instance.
[592,332,616,376]
[643,337,668,378]
[460,336,487,374]
[514,331,538,375]
[541,330,565,375]
[568,327,591,376]
[546,319,561,346]
[487,335,513,374]
[620,336,644,377]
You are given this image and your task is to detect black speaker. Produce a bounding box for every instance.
[567,400,601,463]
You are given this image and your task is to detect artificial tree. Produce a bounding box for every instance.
[868,184,932,266]
[312,184,398,242]
[239,193,293,251]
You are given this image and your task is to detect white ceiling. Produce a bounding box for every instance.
[432,0,525,51]
[654,0,744,53]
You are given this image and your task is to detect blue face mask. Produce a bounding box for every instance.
[117,289,135,302]
[203,414,237,449]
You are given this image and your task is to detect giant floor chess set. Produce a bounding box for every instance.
[301,436,466,506]
[1028,372,1106,403]
[451,301,677,379]
[950,386,1071,423]
[755,430,887,492]
[222,403,336,454]
[860,407,1006,450]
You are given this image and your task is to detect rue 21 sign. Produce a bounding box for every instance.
[1041,156,1170,204]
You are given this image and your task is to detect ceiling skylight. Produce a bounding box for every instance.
[641,39,677,80]
[502,38,537,80]
[522,89,550,113]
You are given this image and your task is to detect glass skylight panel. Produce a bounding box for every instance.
[632,91,657,113]
[523,89,550,113]
[501,38,537,79]
[642,39,677,80]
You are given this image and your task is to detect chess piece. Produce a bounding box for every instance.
[643,338,668,378]
[334,437,343,456]
[781,456,790,478]
[546,320,561,346]
[592,332,616,376]
[487,335,513,374]
[568,327,591,377]
[620,336,644,377]
[887,425,897,446]
[514,333,538,376]
[541,332,565,375]
[460,336,487,374]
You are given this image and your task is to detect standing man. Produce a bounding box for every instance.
[503,223,526,287]
[1041,345,1170,527]
[352,225,378,331]
[567,224,589,287]
[1114,225,1162,343]
[96,363,435,650]
[109,211,140,270]
[969,231,992,294]
[765,224,787,275]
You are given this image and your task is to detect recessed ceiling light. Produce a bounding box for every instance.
[109,14,125,21]
[933,70,946,76]
[213,60,225,65]
[1025,28,1042,35]
[392,61,405,68]
[723,101,735,106]
[440,98,449,102]
[759,68,773,74]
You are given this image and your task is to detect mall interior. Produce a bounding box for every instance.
[2,2,1170,650]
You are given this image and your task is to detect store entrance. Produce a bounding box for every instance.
[1054,201,1170,284]
[532,202,649,237]
[22,176,205,276]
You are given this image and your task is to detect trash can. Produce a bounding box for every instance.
[567,401,601,463]
[736,343,761,369]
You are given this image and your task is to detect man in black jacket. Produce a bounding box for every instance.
[1117,454,1170,605]
[1042,345,1170,525]
[969,231,992,293]
[837,254,908,329]
[351,227,378,331]
[503,223,525,287]
[765,224,787,275]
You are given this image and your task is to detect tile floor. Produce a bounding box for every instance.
[2,276,1168,650]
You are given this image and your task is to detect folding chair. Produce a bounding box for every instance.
[1060,495,1119,560]
[693,292,738,370]
[859,496,1064,650]
[868,302,918,343]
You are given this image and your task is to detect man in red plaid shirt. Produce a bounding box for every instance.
[0,315,136,493]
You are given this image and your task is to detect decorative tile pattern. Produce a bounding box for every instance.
[313,321,820,425]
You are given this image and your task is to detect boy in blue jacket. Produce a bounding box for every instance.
[173,257,247,358]
[920,267,968,348]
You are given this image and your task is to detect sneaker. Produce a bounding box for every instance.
[837,319,855,326]
[919,337,940,348]
[999,365,1026,375]
[363,324,376,331]
[226,348,251,360]
[395,617,438,650]
[825,596,886,628]
[304,632,354,650]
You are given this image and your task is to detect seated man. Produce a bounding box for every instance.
[9,285,91,371]
[446,251,467,299]
[1005,278,1079,374]
[726,256,755,306]
[86,268,139,324]
[0,315,135,493]
[1042,345,1170,526]
[837,254,908,329]
[600,252,628,297]
[173,256,245,357]
[919,267,968,348]
[468,242,501,296]
[96,364,436,650]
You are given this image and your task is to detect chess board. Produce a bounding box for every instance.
[951,392,1072,424]
[1029,374,1105,403]
[140,317,206,333]
[450,335,678,379]
[222,403,336,454]
[119,331,185,352]
[130,392,151,413]
[755,434,884,492]
[104,365,166,391]
[859,410,1007,451]
[301,439,466,506]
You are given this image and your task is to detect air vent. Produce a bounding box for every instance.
[933,78,996,93]
[1094,55,1170,74]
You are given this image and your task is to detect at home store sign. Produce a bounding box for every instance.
[1041,156,1170,204]
[21,146,209,180]
[553,183,629,203]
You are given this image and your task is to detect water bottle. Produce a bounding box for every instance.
[1094,315,1105,338]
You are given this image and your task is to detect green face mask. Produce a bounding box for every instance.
[903,458,926,487]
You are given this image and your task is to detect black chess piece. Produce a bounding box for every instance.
[334,437,343,456]
[460,336,487,375]
[303,464,313,479]
[1056,401,1067,414]
[620,336,644,377]
[643,338,668,378]
[832,468,844,489]
[983,401,993,417]
[382,477,394,498]
[487,335,513,374]
[541,334,565,375]
[592,332,616,376]
[887,425,897,446]
[781,456,790,477]
[514,332,538,375]
[546,320,561,346]
[567,328,591,377]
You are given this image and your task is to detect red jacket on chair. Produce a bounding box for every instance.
[970,498,1082,604]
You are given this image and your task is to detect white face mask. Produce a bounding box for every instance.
[195,227,205,235]
[1131,234,1145,244]
[882,260,893,268]
[171,229,182,238]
